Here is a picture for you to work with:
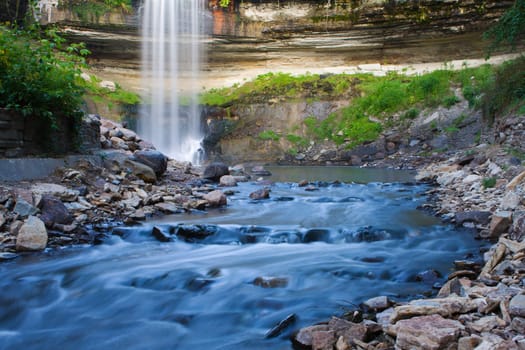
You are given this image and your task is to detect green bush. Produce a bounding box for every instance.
[479,56,525,121]
[0,26,87,126]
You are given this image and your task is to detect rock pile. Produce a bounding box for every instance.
[0,119,253,257]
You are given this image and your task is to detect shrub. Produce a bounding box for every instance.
[482,177,497,189]
[0,26,87,127]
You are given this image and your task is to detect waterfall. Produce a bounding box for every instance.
[139,0,206,163]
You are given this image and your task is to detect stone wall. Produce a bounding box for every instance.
[0,109,100,158]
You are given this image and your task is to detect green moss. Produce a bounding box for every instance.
[258,130,281,141]
[482,177,497,189]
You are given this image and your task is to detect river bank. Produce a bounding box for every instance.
[291,114,525,349]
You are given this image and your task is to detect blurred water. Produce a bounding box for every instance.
[0,168,482,350]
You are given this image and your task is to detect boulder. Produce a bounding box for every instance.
[363,296,391,311]
[511,211,525,241]
[131,150,168,176]
[219,175,237,187]
[511,317,525,334]
[203,190,227,207]
[487,211,512,238]
[390,296,477,323]
[38,195,74,228]
[455,211,492,226]
[328,317,367,343]
[250,188,270,200]
[16,216,48,251]
[395,314,464,350]
[124,159,157,183]
[251,165,272,176]
[294,325,331,349]
[13,197,38,217]
[31,183,80,202]
[510,294,525,317]
[203,162,229,181]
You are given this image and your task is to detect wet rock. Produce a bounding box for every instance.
[203,190,227,207]
[254,276,288,288]
[249,188,270,200]
[395,314,464,350]
[13,197,38,218]
[130,150,168,176]
[363,296,391,311]
[16,216,47,251]
[38,195,74,228]
[251,165,272,176]
[124,159,157,183]
[298,179,309,187]
[303,229,331,243]
[510,294,525,317]
[487,211,512,238]
[219,175,237,187]
[415,269,443,283]
[203,162,229,181]
[455,211,492,226]
[265,314,297,338]
[0,252,19,261]
[129,209,146,221]
[152,226,172,242]
[0,212,5,229]
[173,224,218,240]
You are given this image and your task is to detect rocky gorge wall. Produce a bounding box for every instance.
[36,0,513,77]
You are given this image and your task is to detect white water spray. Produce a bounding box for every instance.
[139,0,206,163]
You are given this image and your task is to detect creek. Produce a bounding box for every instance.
[0,167,484,349]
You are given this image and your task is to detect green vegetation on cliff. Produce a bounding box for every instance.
[63,0,132,22]
[202,56,525,151]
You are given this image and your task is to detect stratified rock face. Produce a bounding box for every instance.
[16,216,48,251]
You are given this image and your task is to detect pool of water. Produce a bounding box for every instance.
[0,167,482,350]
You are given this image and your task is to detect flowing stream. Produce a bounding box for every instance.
[0,167,484,349]
[138,0,206,163]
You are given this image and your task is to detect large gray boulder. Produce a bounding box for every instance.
[203,162,229,182]
[130,150,168,176]
[16,216,48,251]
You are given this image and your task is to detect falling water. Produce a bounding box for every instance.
[139,0,206,163]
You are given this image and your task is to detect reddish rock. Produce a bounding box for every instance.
[395,314,464,350]
[204,190,227,207]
